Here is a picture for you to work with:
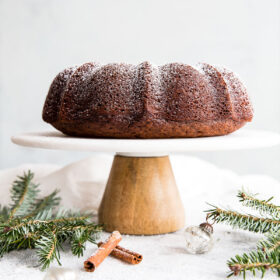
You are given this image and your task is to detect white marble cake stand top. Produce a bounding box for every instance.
[11,129,280,157]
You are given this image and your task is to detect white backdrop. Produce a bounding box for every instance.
[0,0,280,179]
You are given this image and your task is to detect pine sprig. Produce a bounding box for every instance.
[206,205,280,233]
[24,190,61,219]
[227,250,280,278]
[36,230,61,270]
[238,190,280,219]
[9,171,39,220]
[206,190,280,278]
[0,171,102,270]
[71,229,88,257]
[258,232,280,253]
[0,206,9,222]
[2,210,92,241]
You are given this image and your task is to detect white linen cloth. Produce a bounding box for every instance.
[0,155,280,280]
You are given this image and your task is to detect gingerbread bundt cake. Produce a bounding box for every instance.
[42,62,253,138]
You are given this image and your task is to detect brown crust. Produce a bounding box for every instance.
[43,62,253,139]
[50,119,246,138]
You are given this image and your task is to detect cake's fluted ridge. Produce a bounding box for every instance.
[42,62,253,138]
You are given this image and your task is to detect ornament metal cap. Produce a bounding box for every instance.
[199,222,213,235]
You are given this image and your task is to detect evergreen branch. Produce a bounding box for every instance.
[206,205,280,233]
[36,230,60,270]
[24,190,61,219]
[70,223,102,257]
[238,190,280,218]
[0,241,12,257]
[227,250,280,278]
[8,171,39,220]
[0,170,103,270]
[207,190,280,278]
[61,223,102,233]
[7,211,91,232]
[258,232,280,253]
[70,229,88,257]
[0,206,10,223]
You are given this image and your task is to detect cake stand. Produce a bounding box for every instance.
[11,129,280,235]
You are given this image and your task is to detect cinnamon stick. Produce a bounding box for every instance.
[84,231,122,272]
[98,242,142,264]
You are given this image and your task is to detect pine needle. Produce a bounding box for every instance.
[258,232,280,253]
[206,205,280,233]
[24,190,61,219]
[8,171,39,220]
[36,230,60,270]
[227,250,280,278]
[238,190,280,219]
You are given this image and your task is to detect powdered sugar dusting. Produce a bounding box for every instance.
[42,62,254,138]
[43,66,78,122]
[215,66,253,121]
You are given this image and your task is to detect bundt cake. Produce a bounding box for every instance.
[42,62,253,138]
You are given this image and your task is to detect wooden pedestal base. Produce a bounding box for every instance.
[98,155,185,235]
